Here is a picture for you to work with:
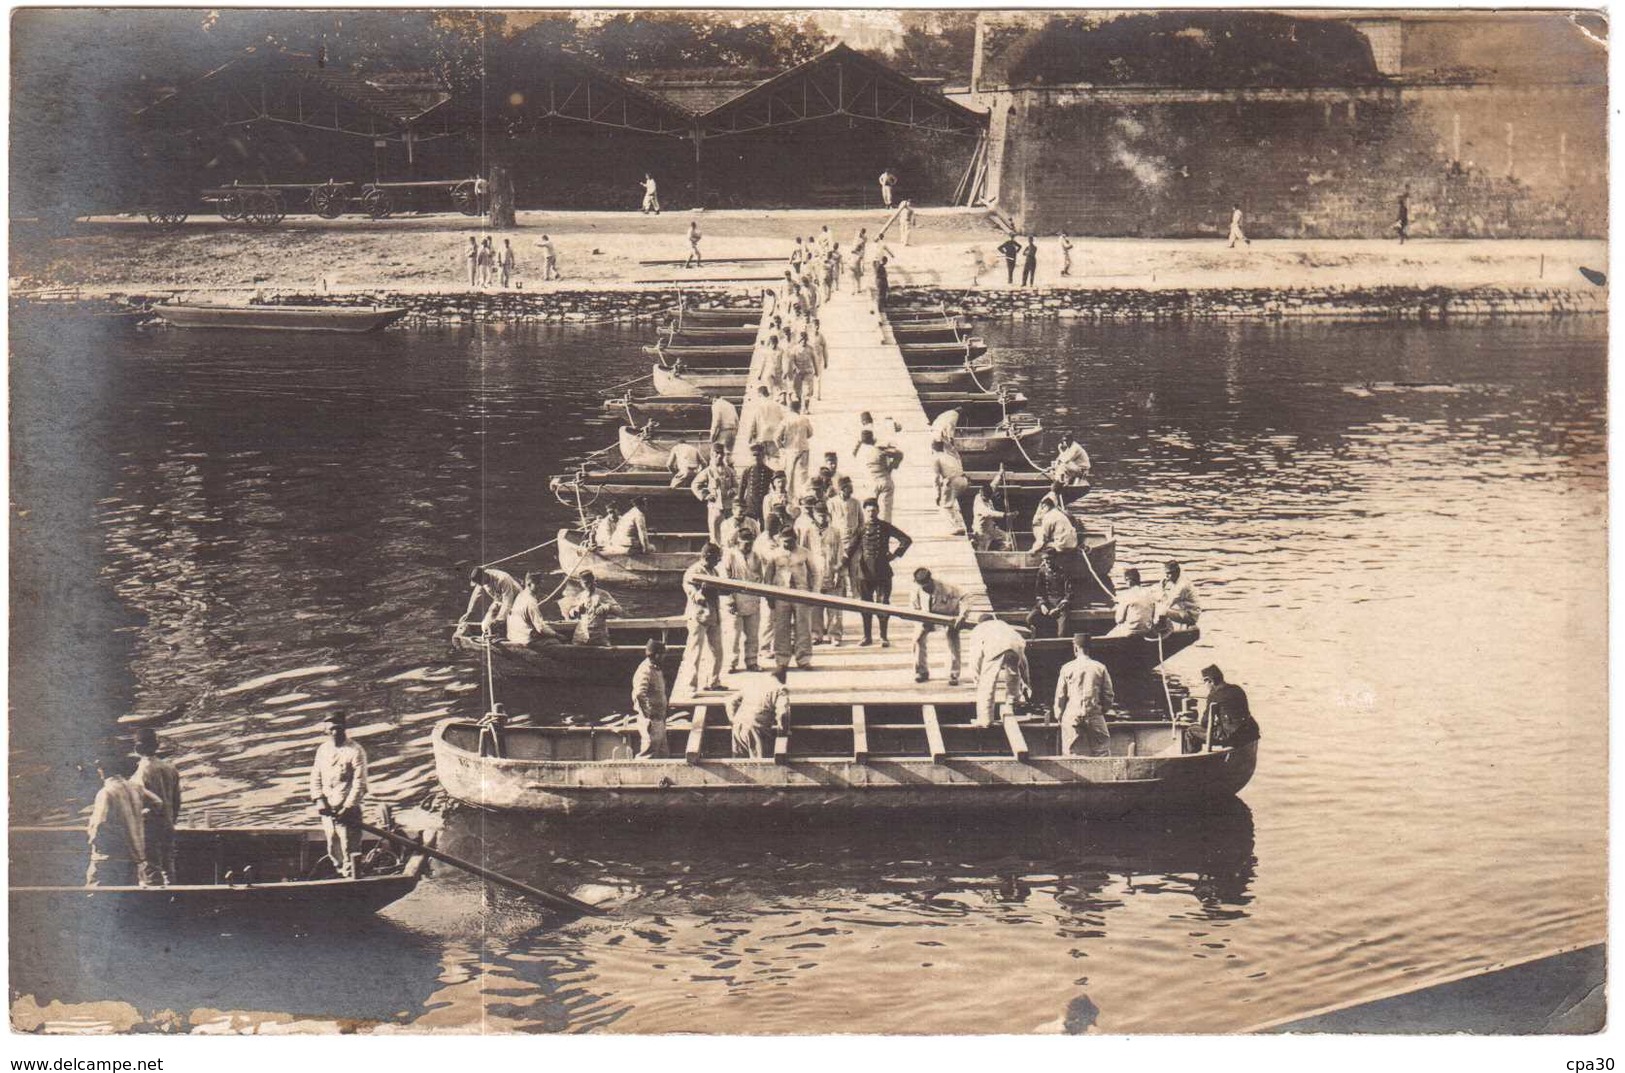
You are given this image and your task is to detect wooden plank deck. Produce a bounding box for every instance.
[670,288,991,708]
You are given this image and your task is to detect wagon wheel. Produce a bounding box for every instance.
[217,191,247,222]
[310,184,345,219]
[145,210,189,228]
[451,181,481,216]
[363,189,395,219]
[245,191,284,227]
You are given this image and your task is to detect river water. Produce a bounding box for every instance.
[9,309,1606,1033]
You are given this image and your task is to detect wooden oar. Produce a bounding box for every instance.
[356,820,606,916]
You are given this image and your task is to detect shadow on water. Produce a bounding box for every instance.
[9,904,443,1027]
[442,798,1257,917]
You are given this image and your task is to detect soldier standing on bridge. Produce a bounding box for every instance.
[843,499,912,648]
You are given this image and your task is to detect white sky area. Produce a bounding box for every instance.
[504,9,916,53]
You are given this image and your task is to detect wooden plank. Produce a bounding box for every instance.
[638,256,785,266]
[922,704,946,763]
[696,575,958,626]
[685,705,709,764]
[1002,714,1030,761]
[634,275,783,285]
[774,725,791,765]
[852,704,869,764]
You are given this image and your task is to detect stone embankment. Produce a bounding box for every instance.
[17,280,1602,326]
[890,283,1606,321]
[10,288,762,326]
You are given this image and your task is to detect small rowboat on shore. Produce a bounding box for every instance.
[976,527,1118,587]
[557,528,714,584]
[452,617,685,681]
[156,303,408,333]
[9,824,431,920]
[431,714,1257,816]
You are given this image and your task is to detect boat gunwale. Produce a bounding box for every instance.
[432,719,1250,775]
[9,825,431,896]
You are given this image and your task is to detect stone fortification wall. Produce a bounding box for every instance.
[987,83,1605,239]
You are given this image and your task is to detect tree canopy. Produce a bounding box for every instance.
[1003,12,1384,88]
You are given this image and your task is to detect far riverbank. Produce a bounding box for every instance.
[10,207,1606,322]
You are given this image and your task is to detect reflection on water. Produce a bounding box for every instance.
[8,311,1606,1033]
[409,803,1258,1035]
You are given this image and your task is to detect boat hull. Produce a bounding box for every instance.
[618,391,1023,425]
[651,365,714,397]
[645,339,987,369]
[643,344,755,368]
[432,721,1256,817]
[617,425,713,468]
[954,420,1043,463]
[1023,627,1201,698]
[976,535,1117,585]
[158,304,408,333]
[452,631,685,681]
[557,528,710,583]
[9,825,428,920]
[651,361,992,394]
[673,317,968,341]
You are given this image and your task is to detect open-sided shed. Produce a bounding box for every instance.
[689,44,989,207]
[133,41,989,211]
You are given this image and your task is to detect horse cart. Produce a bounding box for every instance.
[142,177,485,227]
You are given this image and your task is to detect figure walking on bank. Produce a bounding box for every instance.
[1227,204,1250,248]
[685,219,703,268]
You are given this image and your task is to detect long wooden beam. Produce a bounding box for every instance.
[1002,714,1030,762]
[686,705,709,764]
[922,704,947,763]
[695,575,961,626]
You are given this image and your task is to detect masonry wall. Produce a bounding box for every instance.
[987,83,1606,238]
